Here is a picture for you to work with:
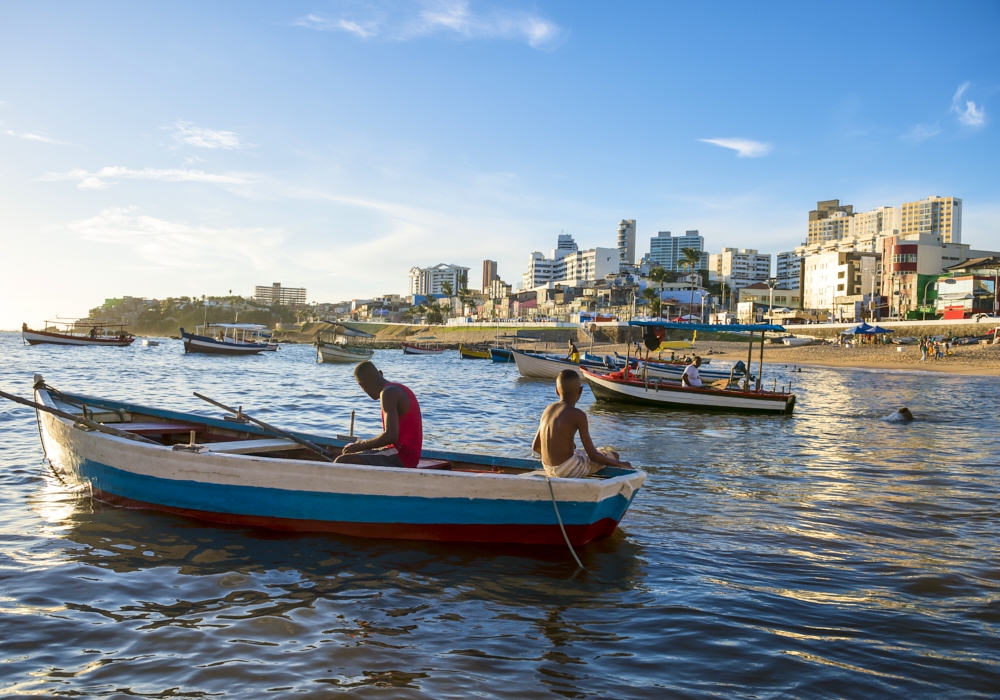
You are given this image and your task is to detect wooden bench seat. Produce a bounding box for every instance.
[115,423,199,435]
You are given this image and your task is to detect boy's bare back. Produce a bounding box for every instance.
[536,401,585,467]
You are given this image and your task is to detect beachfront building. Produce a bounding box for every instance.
[807,199,854,245]
[618,219,636,268]
[900,195,962,243]
[254,282,307,306]
[409,263,470,296]
[877,232,997,319]
[708,248,772,291]
[802,251,879,320]
[776,252,802,289]
[642,230,708,272]
[854,205,900,240]
[739,282,801,309]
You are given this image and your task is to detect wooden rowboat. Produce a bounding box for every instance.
[458,344,491,359]
[402,342,446,355]
[28,378,646,545]
[22,320,134,347]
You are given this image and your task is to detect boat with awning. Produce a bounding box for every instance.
[316,324,375,364]
[180,323,278,355]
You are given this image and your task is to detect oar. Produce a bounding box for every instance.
[193,392,338,462]
[0,389,160,445]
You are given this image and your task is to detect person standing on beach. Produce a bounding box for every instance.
[920,338,928,362]
[336,361,422,468]
[532,370,631,478]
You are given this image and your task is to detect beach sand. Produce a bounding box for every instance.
[589,340,1000,376]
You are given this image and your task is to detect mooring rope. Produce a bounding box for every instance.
[544,474,587,572]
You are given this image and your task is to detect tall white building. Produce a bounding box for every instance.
[409,263,470,296]
[853,205,900,240]
[523,235,618,289]
[618,219,636,268]
[708,248,772,291]
[775,252,802,289]
[644,230,707,272]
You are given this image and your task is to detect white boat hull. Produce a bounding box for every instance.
[317,343,374,363]
[583,369,795,414]
[512,350,579,379]
[402,344,446,355]
[22,330,134,347]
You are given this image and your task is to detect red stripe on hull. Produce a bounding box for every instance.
[91,489,621,545]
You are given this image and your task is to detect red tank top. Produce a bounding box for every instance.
[382,382,422,468]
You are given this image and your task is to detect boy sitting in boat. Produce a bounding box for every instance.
[336,361,422,468]
[532,370,631,478]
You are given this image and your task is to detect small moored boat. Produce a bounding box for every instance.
[458,344,490,360]
[181,323,278,355]
[402,341,446,355]
[24,377,646,545]
[316,324,375,364]
[22,320,134,347]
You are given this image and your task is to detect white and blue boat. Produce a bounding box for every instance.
[180,323,278,355]
[28,377,646,546]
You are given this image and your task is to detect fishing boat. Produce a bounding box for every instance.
[489,347,516,363]
[458,344,491,360]
[21,320,135,347]
[511,349,582,379]
[782,336,816,347]
[316,324,375,364]
[180,323,278,355]
[582,368,795,414]
[402,341,446,355]
[583,320,796,414]
[18,377,647,545]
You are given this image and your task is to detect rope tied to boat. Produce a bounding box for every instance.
[543,474,588,573]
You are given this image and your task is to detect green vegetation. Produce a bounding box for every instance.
[88,296,301,336]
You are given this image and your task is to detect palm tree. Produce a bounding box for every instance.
[648,266,670,318]
[440,281,454,297]
[680,247,702,321]
[641,287,661,318]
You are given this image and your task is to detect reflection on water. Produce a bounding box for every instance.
[1,332,999,697]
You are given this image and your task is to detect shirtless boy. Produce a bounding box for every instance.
[532,369,631,478]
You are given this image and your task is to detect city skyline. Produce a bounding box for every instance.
[2,1,998,328]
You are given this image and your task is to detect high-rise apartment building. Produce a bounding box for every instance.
[775,252,802,289]
[409,263,470,296]
[254,282,307,306]
[482,260,498,292]
[807,199,855,245]
[644,230,707,272]
[708,248,772,291]
[522,234,617,289]
[618,219,636,267]
[900,196,962,243]
[853,206,900,240]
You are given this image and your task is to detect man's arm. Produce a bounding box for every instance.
[574,410,631,468]
[340,386,406,454]
[531,427,542,455]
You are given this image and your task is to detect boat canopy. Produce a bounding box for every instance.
[324,323,375,338]
[628,320,787,332]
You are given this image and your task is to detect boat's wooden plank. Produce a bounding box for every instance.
[205,438,305,454]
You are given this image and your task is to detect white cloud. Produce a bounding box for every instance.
[39,166,254,190]
[65,207,286,270]
[5,129,71,146]
[295,0,564,50]
[901,123,942,142]
[699,138,773,158]
[951,82,986,128]
[172,120,245,149]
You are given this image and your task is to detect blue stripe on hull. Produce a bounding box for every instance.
[75,458,634,527]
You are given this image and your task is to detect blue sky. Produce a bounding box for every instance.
[1,0,998,328]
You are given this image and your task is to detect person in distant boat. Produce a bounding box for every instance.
[681,356,703,387]
[22,322,28,332]
[89,327,97,338]
[336,361,422,468]
[532,370,631,478]
[565,339,580,363]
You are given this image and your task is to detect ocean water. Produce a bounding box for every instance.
[0,331,997,698]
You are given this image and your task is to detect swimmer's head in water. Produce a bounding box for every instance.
[898,407,914,420]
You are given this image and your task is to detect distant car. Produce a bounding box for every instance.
[974,313,998,322]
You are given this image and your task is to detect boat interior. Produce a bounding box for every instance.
[44,391,628,480]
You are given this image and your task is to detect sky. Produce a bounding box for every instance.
[1,0,998,328]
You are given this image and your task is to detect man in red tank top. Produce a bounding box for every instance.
[335,361,423,468]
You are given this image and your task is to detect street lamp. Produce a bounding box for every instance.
[766,277,778,323]
[922,278,956,320]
